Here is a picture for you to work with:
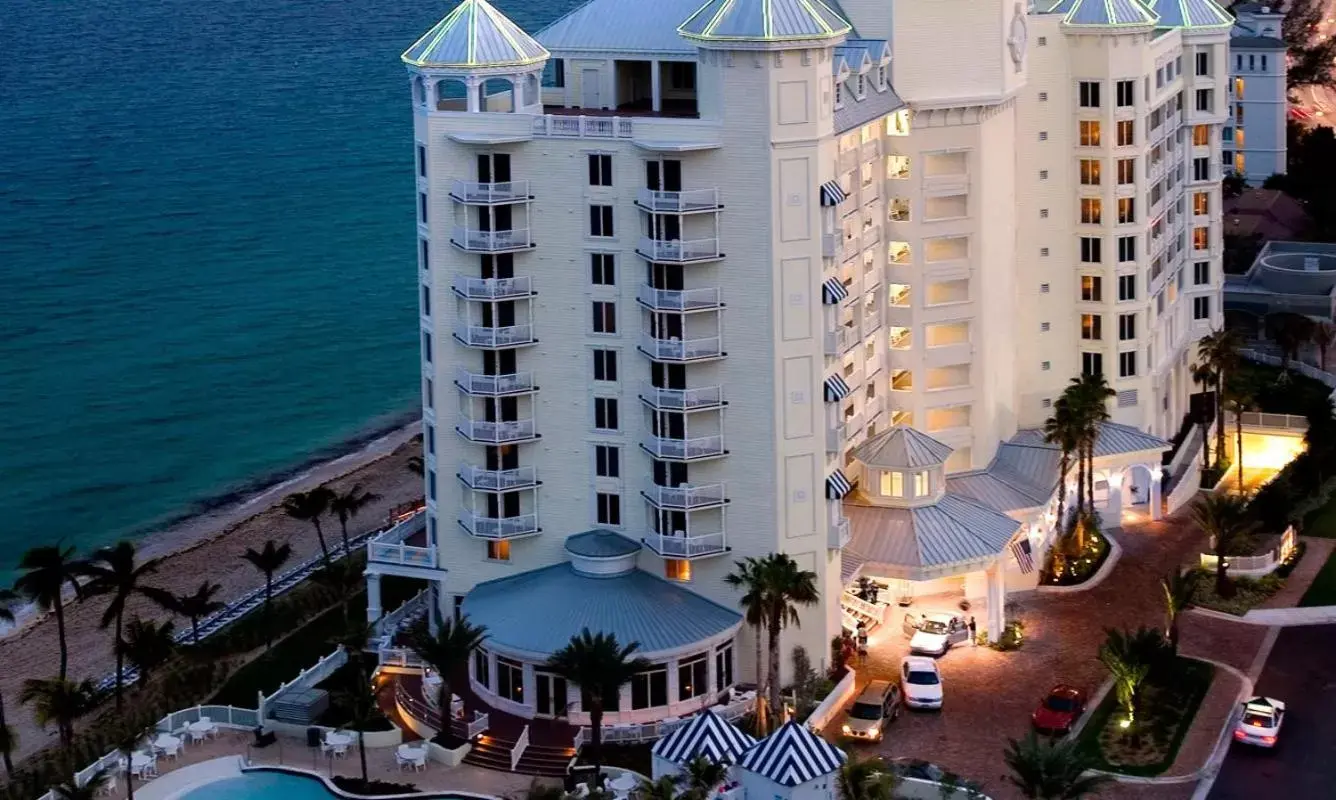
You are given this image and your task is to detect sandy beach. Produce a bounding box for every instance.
[1,423,425,762]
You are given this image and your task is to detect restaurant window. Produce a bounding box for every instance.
[474,648,491,690]
[715,643,734,692]
[678,654,710,701]
[632,666,669,710]
[497,656,525,703]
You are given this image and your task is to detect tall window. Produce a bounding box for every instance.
[589,205,614,237]
[1081,198,1102,224]
[1117,198,1136,224]
[715,644,734,692]
[1082,351,1104,377]
[1116,80,1134,107]
[588,153,613,186]
[595,444,620,477]
[1079,120,1101,146]
[591,253,616,285]
[1081,276,1102,302]
[1080,237,1102,263]
[1118,236,1136,262]
[592,348,618,381]
[474,649,491,690]
[418,192,428,224]
[1195,89,1213,113]
[1193,227,1209,251]
[1196,51,1209,76]
[1079,159,1102,185]
[594,397,619,431]
[1081,314,1103,340]
[416,144,427,177]
[1118,350,1137,378]
[1078,81,1102,108]
[592,301,617,333]
[422,331,432,364]
[1193,295,1211,320]
[1193,261,1210,285]
[1193,192,1209,216]
[631,666,668,710]
[596,492,621,525]
[419,238,429,271]
[678,653,709,700]
[1193,125,1210,146]
[1117,159,1136,185]
[1118,274,1137,301]
[1118,313,1136,340]
[913,471,929,497]
[1193,157,1210,181]
[1116,120,1135,147]
[496,656,524,703]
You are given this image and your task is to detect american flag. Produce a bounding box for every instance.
[1010,538,1035,574]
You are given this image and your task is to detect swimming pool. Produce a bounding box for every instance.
[179,769,475,800]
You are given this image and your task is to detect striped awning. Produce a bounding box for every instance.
[651,709,755,765]
[826,470,853,499]
[819,180,847,206]
[821,277,848,304]
[736,720,846,787]
[824,375,851,402]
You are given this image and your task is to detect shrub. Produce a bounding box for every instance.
[331,777,420,796]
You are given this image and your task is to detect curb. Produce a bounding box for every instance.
[1035,529,1123,595]
[1063,678,1113,743]
[1189,629,1282,800]
[1186,604,1336,626]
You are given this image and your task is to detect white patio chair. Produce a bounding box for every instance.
[394,751,412,771]
[161,739,181,760]
[190,729,208,744]
[333,743,349,758]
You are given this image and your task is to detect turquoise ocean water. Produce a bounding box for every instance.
[0,0,574,577]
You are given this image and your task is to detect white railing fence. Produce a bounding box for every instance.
[1226,410,1309,432]
[572,727,586,752]
[262,646,347,716]
[1240,347,1336,391]
[373,589,429,649]
[511,725,530,771]
[840,591,882,622]
[572,694,753,745]
[1200,526,1298,577]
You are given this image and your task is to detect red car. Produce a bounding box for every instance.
[1032,684,1087,735]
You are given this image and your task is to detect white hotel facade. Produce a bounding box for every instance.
[364,0,1227,727]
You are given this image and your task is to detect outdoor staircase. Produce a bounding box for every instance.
[841,591,884,632]
[462,734,574,777]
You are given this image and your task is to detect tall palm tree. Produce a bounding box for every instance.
[1312,320,1335,372]
[1191,493,1255,598]
[332,680,383,787]
[241,539,293,649]
[282,487,336,565]
[1072,373,1114,521]
[14,544,86,680]
[1198,329,1241,470]
[0,589,18,777]
[681,756,729,800]
[20,678,96,748]
[49,768,110,800]
[120,618,177,688]
[329,484,382,555]
[82,541,164,710]
[1159,570,1197,651]
[724,557,769,728]
[405,616,488,729]
[1190,361,1217,472]
[1269,313,1313,371]
[1223,376,1257,491]
[1098,628,1153,726]
[1003,732,1112,799]
[545,630,651,785]
[757,553,820,720]
[170,580,225,646]
[1043,396,1081,531]
[835,753,899,800]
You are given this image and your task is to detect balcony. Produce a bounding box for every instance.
[451,275,535,301]
[636,237,723,264]
[828,516,850,549]
[450,227,535,253]
[455,417,538,444]
[367,513,437,570]
[450,180,532,205]
[458,464,538,492]
[458,512,540,540]
[861,306,883,337]
[641,434,726,461]
[635,188,722,214]
[639,382,724,411]
[453,323,536,348]
[822,234,838,258]
[454,368,537,396]
[825,324,858,356]
[636,285,723,312]
[638,333,723,362]
[642,483,728,509]
[642,531,727,559]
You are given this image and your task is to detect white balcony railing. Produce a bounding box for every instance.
[643,434,725,460]
[450,227,533,252]
[452,275,534,300]
[637,285,722,311]
[458,512,540,539]
[639,382,724,410]
[643,483,727,509]
[829,516,851,549]
[825,325,858,356]
[367,514,436,569]
[456,418,537,443]
[458,464,538,491]
[643,531,727,558]
[637,237,722,263]
[453,323,535,348]
[635,188,721,213]
[453,368,536,396]
[532,115,634,139]
[639,333,723,361]
[450,180,531,204]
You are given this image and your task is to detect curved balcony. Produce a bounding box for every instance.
[450,180,533,205]
[638,382,724,411]
[452,275,535,301]
[450,227,535,253]
[453,323,537,349]
[641,434,726,461]
[636,285,723,312]
[458,464,539,492]
[635,237,723,264]
[455,417,538,444]
[454,368,537,396]
[634,188,722,214]
[642,483,727,510]
[642,530,727,559]
[458,512,540,540]
[638,333,723,362]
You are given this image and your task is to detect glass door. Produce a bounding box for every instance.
[535,672,568,718]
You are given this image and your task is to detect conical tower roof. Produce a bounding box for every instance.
[679,0,851,44]
[403,0,549,69]
[1143,0,1233,29]
[1046,0,1159,26]
[853,425,954,470]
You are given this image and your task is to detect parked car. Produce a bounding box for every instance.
[1234,696,1285,748]
[840,679,902,742]
[1031,684,1087,735]
[900,656,943,710]
[902,611,970,656]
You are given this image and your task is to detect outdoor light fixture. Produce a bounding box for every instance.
[1119,717,1132,729]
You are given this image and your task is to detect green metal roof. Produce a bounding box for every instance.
[402,0,550,69]
[1145,0,1234,28]
[679,0,852,43]
[1046,0,1159,26]
[565,529,642,558]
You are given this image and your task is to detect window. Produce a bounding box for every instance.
[1118,313,1136,340]
[1193,157,1210,181]
[678,653,709,700]
[1081,314,1103,340]
[1192,192,1209,216]
[879,470,904,497]
[596,492,621,525]
[1262,55,1269,71]
[715,644,734,691]
[1080,198,1102,224]
[1119,350,1137,378]
[423,377,434,410]
[913,471,929,497]
[1193,295,1211,320]
[1116,120,1135,147]
[592,301,617,333]
[670,62,696,90]
[418,192,428,224]
[1079,81,1102,108]
[1193,125,1210,146]
[1079,159,1102,185]
[1079,120,1101,146]
[592,348,618,381]
[421,284,431,317]
[591,253,616,285]
[589,205,614,237]
[1195,89,1213,113]
[1117,158,1136,185]
[1193,261,1210,285]
[425,422,435,455]
[1117,197,1135,224]
[1081,276,1102,302]
[664,559,691,581]
[1235,77,1245,100]
[474,649,491,689]
[486,540,510,561]
[1196,51,1209,76]
[422,331,432,364]
[419,238,429,271]
[856,73,866,97]
[835,82,843,106]
[427,468,436,501]
[595,444,620,477]
[1116,80,1134,107]
[1080,237,1102,263]
[594,397,619,431]
[497,656,524,703]
[1193,226,1209,251]
[588,153,613,186]
[1117,275,1136,302]
[1082,351,1104,377]
[416,144,426,178]
[631,667,668,710]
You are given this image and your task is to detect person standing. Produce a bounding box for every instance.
[968,616,977,645]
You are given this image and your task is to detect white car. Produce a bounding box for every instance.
[1234,696,1285,748]
[903,611,970,656]
[900,656,943,710]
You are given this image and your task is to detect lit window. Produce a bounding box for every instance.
[1081,314,1103,340]
[1080,159,1102,185]
[1079,120,1101,146]
[880,470,904,497]
[664,559,691,581]
[1193,125,1210,146]
[913,471,929,497]
[1081,275,1102,302]
[1116,120,1135,147]
[1081,198,1102,224]
[487,540,510,561]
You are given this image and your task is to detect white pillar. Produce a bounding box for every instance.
[366,573,383,623]
[421,78,435,110]
[466,76,482,112]
[1150,467,1164,520]
[706,649,717,699]
[522,663,537,714]
[986,564,1005,643]
[1105,470,1123,525]
[651,60,662,112]
[667,658,680,710]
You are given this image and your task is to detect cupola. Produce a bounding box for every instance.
[851,425,953,508]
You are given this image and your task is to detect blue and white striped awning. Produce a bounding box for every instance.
[819,181,847,207]
[736,720,847,787]
[826,470,853,499]
[651,709,756,765]
[824,375,851,402]
[821,277,848,304]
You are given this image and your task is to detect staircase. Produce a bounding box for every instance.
[841,591,884,632]
[462,734,575,777]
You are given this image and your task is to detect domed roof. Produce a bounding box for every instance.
[565,529,642,558]
[1142,0,1233,29]
[853,425,954,470]
[1045,0,1158,26]
[678,0,851,44]
[402,0,549,69]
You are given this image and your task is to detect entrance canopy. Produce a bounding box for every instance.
[842,492,1021,581]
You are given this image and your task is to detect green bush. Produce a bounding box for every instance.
[331,776,420,796]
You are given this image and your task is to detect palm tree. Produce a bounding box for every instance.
[404,616,488,729]
[241,539,293,649]
[49,768,110,800]
[1269,313,1313,371]
[1190,361,1217,472]
[14,544,86,680]
[757,554,820,720]
[1098,629,1152,726]
[1312,320,1335,372]
[332,680,383,787]
[631,775,682,800]
[282,487,337,565]
[1072,373,1114,524]
[681,756,729,800]
[835,753,899,800]
[170,580,225,645]
[406,455,425,476]
[1190,493,1255,598]
[329,484,381,555]
[82,541,164,710]
[1043,396,1081,531]
[1003,732,1112,799]
[1159,570,1198,651]
[1223,376,1257,491]
[1198,329,1241,470]
[0,589,17,777]
[120,618,177,688]
[545,630,651,785]
[724,557,769,729]
[312,559,364,626]
[20,678,96,748]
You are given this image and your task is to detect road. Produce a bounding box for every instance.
[1294,3,1336,122]
[1208,625,1336,799]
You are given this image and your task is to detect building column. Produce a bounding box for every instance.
[466,76,482,112]
[706,649,718,699]
[1105,470,1123,525]
[651,60,662,112]
[522,663,538,715]
[986,563,1006,644]
[421,78,435,110]
[1150,467,1164,520]
[667,658,680,710]
[366,572,383,624]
